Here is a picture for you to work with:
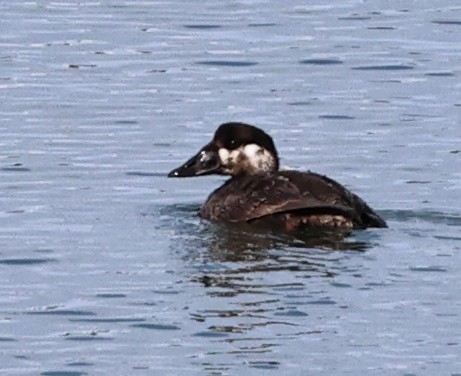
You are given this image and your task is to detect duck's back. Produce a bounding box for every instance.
[200,170,387,230]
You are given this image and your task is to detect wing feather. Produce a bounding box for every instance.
[200,172,358,223]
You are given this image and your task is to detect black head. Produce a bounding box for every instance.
[168,122,279,177]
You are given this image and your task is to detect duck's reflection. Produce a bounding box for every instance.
[156,204,380,369]
[206,221,369,260]
[160,204,371,279]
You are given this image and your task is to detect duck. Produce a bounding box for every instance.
[168,122,387,231]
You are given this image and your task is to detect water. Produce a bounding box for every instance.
[1,1,460,375]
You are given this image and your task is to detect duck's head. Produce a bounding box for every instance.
[168,122,279,177]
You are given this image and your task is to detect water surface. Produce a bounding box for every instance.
[1,1,460,375]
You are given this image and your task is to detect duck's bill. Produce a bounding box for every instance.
[168,149,221,177]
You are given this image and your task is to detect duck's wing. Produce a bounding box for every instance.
[243,171,357,220]
[200,171,386,228]
[278,170,387,228]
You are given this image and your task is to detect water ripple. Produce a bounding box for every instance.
[26,309,97,316]
[195,60,258,67]
[299,59,343,65]
[131,323,181,331]
[41,372,88,376]
[184,24,221,29]
[0,258,56,265]
[432,20,461,25]
[351,64,414,70]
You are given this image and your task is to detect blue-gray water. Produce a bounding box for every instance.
[1,1,460,375]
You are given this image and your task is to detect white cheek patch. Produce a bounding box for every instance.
[219,144,275,173]
[218,148,231,163]
[243,144,262,160]
[243,143,275,171]
[219,147,239,173]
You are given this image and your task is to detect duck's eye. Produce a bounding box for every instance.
[228,139,237,148]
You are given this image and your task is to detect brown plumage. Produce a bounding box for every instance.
[200,170,386,230]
